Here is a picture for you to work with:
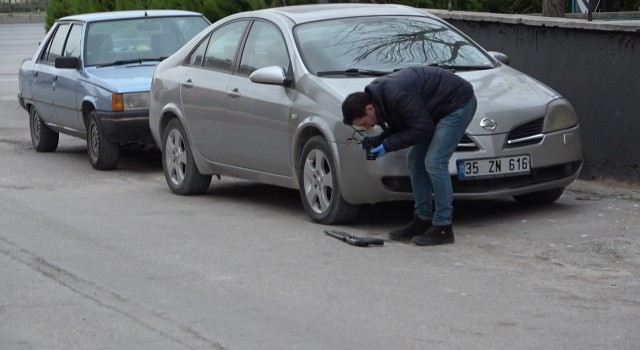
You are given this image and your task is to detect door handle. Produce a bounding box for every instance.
[227,88,241,98]
[182,79,193,89]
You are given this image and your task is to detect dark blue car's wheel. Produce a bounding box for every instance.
[87,111,119,170]
[29,106,58,152]
[162,118,211,195]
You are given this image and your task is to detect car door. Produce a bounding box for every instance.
[225,20,292,176]
[180,20,248,163]
[52,22,84,131]
[30,22,71,125]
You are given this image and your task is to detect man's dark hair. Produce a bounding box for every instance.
[342,91,372,125]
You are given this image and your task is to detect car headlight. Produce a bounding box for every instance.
[542,98,578,133]
[111,92,149,112]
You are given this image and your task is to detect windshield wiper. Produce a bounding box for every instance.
[97,57,166,68]
[316,68,392,77]
[427,63,494,71]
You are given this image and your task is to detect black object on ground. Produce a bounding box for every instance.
[324,229,384,247]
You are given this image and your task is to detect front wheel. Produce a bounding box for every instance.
[162,118,211,195]
[298,136,359,224]
[87,111,119,170]
[514,187,565,205]
[29,107,59,152]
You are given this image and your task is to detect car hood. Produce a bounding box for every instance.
[84,64,158,93]
[316,65,560,135]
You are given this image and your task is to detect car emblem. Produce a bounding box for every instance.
[480,118,497,131]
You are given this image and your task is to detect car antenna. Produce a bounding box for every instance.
[137,0,148,15]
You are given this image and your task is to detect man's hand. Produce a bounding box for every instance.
[370,144,387,158]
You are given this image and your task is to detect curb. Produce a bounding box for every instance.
[567,179,640,202]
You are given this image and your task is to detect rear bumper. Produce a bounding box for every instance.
[94,110,154,145]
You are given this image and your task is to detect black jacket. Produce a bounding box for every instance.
[365,66,474,152]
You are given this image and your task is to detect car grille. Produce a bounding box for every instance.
[505,118,544,148]
[456,134,478,152]
[381,160,582,193]
[455,118,544,152]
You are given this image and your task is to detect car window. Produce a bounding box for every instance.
[294,16,493,74]
[202,20,248,72]
[41,23,71,64]
[186,35,210,67]
[85,16,209,67]
[238,20,289,76]
[63,23,83,59]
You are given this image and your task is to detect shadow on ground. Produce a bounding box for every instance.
[198,177,571,231]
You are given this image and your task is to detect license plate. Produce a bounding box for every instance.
[456,155,531,180]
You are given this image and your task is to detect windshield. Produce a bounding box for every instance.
[294,16,494,75]
[85,16,209,67]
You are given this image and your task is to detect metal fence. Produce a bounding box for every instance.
[0,0,49,14]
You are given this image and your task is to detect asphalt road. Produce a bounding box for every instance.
[1,23,639,350]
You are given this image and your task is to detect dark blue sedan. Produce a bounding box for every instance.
[18,10,209,169]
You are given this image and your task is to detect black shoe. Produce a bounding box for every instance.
[411,224,455,246]
[389,214,432,241]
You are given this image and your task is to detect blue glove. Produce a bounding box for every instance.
[371,144,387,158]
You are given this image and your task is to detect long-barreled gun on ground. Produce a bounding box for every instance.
[324,229,384,247]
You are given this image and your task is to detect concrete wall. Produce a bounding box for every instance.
[0,12,45,24]
[430,10,640,182]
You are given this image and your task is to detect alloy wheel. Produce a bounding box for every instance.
[302,149,334,215]
[165,128,187,186]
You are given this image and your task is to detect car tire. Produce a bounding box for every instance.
[514,187,565,205]
[29,106,59,152]
[298,136,360,224]
[162,119,212,195]
[87,111,120,170]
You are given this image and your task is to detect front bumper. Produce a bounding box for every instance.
[18,93,27,110]
[94,110,154,145]
[381,160,582,198]
[336,125,584,204]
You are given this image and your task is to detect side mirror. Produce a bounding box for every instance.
[55,56,80,69]
[488,51,510,66]
[249,66,287,86]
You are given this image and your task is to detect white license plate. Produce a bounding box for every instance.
[456,155,531,180]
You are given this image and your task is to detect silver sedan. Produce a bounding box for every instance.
[149,4,583,224]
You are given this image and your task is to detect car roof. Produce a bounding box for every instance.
[57,10,205,23]
[259,4,432,24]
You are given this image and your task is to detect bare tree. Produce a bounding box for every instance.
[542,0,565,17]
